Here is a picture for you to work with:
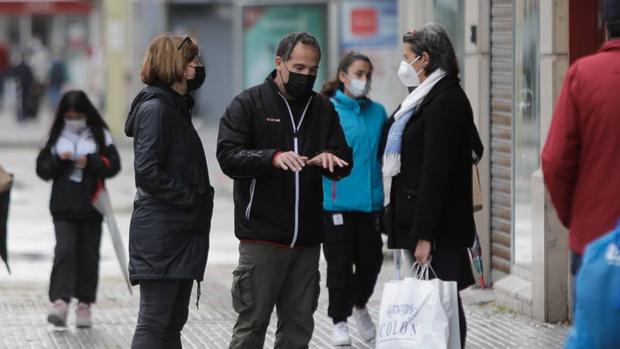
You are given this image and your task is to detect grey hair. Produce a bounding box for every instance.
[276,32,322,61]
[403,23,459,76]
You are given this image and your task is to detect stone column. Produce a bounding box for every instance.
[531,0,570,323]
[463,0,492,288]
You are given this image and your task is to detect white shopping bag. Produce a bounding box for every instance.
[437,276,460,349]
[376,251,460,349]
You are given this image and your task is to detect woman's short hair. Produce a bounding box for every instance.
[140,34,199,85]
[403,23,459,76]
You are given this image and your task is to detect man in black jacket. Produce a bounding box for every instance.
[217,32,352,348]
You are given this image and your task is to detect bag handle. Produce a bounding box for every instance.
[393,250,402,280]
[394,250,439,280]
[410,261,423,279]
[410,259,438,280]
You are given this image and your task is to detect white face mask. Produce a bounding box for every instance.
[398,56,423,87]
[345,76,371,98]
[64,119,88,133]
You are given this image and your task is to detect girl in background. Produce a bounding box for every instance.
[36,90,121,328]
[320,52,387,346]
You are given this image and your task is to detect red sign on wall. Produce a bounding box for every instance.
[351,8,378,36]
[0,1,91,15]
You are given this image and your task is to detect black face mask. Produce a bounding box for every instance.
[282,64,316,100]
[187,66,206,92]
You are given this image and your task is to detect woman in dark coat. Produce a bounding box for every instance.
[382,23,483,348]
[125,34,213,349]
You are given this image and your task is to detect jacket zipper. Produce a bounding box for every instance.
[293,136,300,246]
[278,93,313,247]
[245,178,256,220]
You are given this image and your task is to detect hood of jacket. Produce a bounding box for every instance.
[125,83,194,137]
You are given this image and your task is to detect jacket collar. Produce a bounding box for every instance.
[150,82,195,113]
[332,89,371,114]
[415,73,461,113]
[601,38,620,52]
[266,70,281,92]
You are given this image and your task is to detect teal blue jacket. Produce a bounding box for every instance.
[323,90,387,212]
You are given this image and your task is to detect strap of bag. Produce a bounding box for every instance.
[394,250,402,280]
[410,259,439,280]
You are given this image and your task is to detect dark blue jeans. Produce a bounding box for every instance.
[570,252,582,276]
[570,251,583,315]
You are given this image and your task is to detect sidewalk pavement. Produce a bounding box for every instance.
[0,122,570,348]
[1,262,569,349]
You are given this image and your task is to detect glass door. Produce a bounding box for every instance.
[513,0,540,277]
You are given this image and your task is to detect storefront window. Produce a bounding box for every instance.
[513,0,540,276]
[241,4,328,89]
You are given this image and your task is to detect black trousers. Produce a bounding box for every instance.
[49,219,102,304]
[131,279,193,349]
[322,211,384,323]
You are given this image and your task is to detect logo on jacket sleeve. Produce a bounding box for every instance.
[266,117,281,123]
[606,243,620,266]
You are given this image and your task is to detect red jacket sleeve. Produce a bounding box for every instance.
[541,64,581,228]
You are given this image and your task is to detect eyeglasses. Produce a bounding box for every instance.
[177,36,193,50]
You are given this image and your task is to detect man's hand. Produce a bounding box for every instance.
[272,151,308,172]
[75,156,88,169]
[307,152,349,173]
[414,239,432,264]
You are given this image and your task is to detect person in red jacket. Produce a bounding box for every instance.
[542,0,620,277]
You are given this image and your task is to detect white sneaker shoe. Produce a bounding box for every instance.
[75,302,92,328]
[332,321,352,346]
[47,299,68,327]
[353,307,376,342]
